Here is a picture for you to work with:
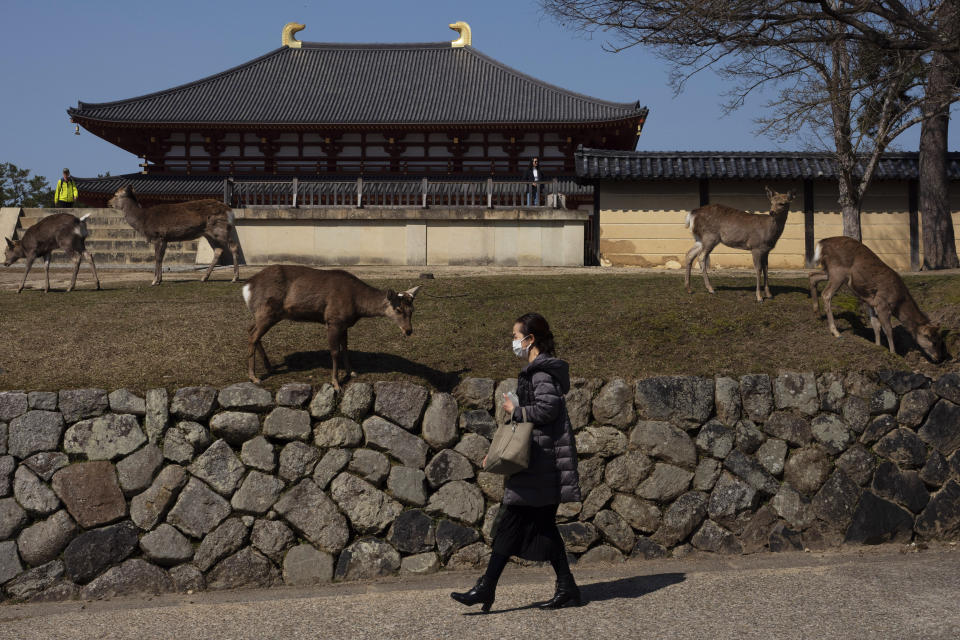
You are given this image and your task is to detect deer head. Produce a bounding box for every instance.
[385,286,422,336]
[915,323,948,363]
[764,186,797,215]
[3,237,24,266]
[108,185,138,209]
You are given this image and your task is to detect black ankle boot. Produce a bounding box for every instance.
[539,574,582,609]
[451,576,496,612]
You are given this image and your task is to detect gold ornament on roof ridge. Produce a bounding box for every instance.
[449,21,471,48]
[282,23,305,48]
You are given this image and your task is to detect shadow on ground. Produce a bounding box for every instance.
[466,572,687,615]
[279,349,468,390]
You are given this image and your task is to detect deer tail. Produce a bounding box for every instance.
[79,213,91,222]
[241,282,253,311]
[685,211,694,229]
[813,241,823,266]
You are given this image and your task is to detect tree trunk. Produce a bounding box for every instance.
[918,33,960,269]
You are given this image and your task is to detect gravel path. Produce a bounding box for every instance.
[2,545,957,640]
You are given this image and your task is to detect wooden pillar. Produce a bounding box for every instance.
[589,182,601,266]
[698,179,709,206]
[908,178,920,271]
[804,179,815,268]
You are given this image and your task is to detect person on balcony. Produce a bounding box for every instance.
[524,157,544,206]
[55,168,79,208]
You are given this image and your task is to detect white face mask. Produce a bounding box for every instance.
[512,336,530,358]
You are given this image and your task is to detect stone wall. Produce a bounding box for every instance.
[1,371,959,602]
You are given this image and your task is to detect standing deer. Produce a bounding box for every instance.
[107,185,239,285]
[243,265,421,390]
[684,187,797,302]
[4,213,100,293]
[809,236,947,362]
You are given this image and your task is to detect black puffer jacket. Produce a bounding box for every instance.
[503,354,581,506]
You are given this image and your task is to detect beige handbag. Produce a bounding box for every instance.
[484,407,534,476]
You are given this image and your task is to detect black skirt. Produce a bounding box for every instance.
[491,503,566,562]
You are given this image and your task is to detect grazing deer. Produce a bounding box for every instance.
[684,187,797,302]
[4,213,100,293]
[809,236,947,362]
[107,185,240,285]
[242,265,421,390]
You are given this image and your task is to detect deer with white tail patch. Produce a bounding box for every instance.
[809,236,947,362]
[243,265,421,390]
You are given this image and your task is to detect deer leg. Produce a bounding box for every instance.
[43,255,52,293]
[228,239,240,283]
[68,253,81,292]
[761,253,772,299]
[683,241,702,294]
[84,251,101,290]
[152,240,167,286]
[700,244,717,294]
[808,271,829,313]
[201,234,225,283]
[340,332,354,382]
[327,324,344,393]
[877,307,897,355]
[864,303,883,346]
[751,251,764,303]
[247,317,277,384]
[17,257,35,293]
[821,279,844,338]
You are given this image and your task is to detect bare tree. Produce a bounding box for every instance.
[543,0,957,258]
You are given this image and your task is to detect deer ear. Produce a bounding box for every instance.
[788,189,798,201]
[404,285,422,299]
[765,185,774,199]
[385,289,398,302]
[5,237,12,249]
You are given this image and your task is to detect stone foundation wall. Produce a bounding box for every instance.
[1,371,959,602]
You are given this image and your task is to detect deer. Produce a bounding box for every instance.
[242,265,421,391]
[809,236,947,363]
[4,213,100,293]
[107,185,240,286]
[684,186,797,302]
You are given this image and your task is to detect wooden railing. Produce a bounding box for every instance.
[225,178,569,209]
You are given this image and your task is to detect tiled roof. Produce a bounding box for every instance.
[575,149,960,181]
[68,43,647,126]
[75,174,593,196]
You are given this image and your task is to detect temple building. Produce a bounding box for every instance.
[70,22,647,207]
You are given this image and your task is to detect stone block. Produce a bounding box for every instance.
[811,470,861,529]
[629,421,696,468]
[210,412,261,446]
[108,389,146,416]
[421,393,459,449]
[64,414,146,461]
[874,428,928,469]
[139,523,194,567]
[592,379,635,427]
[13,466,59,516]
[334,538,400,581]
[206,548,279,590]
[283,544,333,585]
[696,420,734,459]
[16,510,76,566]
[217,383,272,411]
[330,472,403,534]
[170,386,217,421]
[58,389,108,423]
[277,383,313,408]
[241,435,275,473]
[650,491,708,547]
[274,479,349,553]
[26,392,57,412]
[897,390,937,428]
[130,464,187,530]
[262,407,311,441]
[691,520,742,554]
[773,372,819,415]
[52,462,126,529]
[339,383,374,421]
[425,449,474,488]
[162,421,211,464]
[79,559,173,599]
[145,389,169,445]
[7,411,64,459]
[349,449,390,486]
[871,461,929,514]
[454,378,495,411]
[373,381,429,430]
[251,518,295,564]
[231,471,284,515]
[763,411,812,447]
[0,540,23,585]
[459,410,497,439]
[714,377,742,426]
[188,439,245,497]
[426,480,484,525]
[610,494,660,533]
[166,478,231,538]
[835,444,876,487]
[388,509,436,554]
[312,448,351,490]
[307,384,336,420]
[739,374,773,423]
[636,463,693,502]
[362,416,429,468]
[400,552,439,575]
[783,445,832,495]
[454,433,489,467]
[558,521,598,553]
[635,376,713,426]
[604,451,653,493]
[116,444,163,496]
[314,416,363,449]
[278,441,320,483]
[63,521,139,583]
[844,492,914,544]
[914,480,960,540]
[194,517,248,572]
[436,519,480,560]
[917,400,960,456]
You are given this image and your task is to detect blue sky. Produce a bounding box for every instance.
[1,0,957,186]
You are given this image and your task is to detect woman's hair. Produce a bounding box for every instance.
[515,312,555,356]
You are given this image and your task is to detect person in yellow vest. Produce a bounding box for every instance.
[55,168,79,208]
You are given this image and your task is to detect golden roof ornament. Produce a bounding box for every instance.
[449,21,472,48]
[282,23,305,48]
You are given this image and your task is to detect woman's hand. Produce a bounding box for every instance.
[502,397,515,414]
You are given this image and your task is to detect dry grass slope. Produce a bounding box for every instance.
[0,273,957,392]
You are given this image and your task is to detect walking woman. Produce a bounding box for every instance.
[451,312,582,612]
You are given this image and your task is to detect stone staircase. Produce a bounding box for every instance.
[13,209,200,266]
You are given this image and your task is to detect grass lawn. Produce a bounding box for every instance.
[1,272,958,392]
